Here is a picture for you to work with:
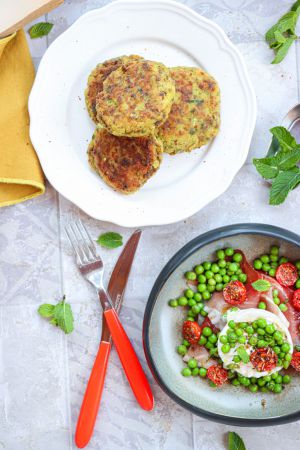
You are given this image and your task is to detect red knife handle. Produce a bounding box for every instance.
[75,340,111,448]
[104,308,154,411]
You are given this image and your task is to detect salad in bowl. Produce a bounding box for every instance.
[169,245,300,394]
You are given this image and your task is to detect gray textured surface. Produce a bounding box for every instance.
[1,1,300,449]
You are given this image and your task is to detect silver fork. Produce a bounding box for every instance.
[65,220,153,411]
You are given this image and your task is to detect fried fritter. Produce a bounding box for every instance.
[96,59,175,136]
[157,67,220,154]
[85,55,143,123]
[88,127,163,193]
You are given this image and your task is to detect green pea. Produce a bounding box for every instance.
[193,293,202,302]
[229,262,239,272]
[191,305,200,315]
[233,355,241,363]
[199,335,207,345]
[277,358,283,366]
[218,259,227,268]
[241,377,250,386]
[221,344,230,353]
[238,336,246,344]
[257,318,267,329]
[177,345,187,355]
[254,259,262,270]
[239,322,247,329]
[197,283,206,293]
[219,268,227,275]
[273,331,283,341]
[209,334,217,344]
[217,249,225,260]
[279,352,285,359]
[270,254,278,262]
[260,386,268,393]
[262,263,271,272]
[246,326,254,335]
[228,333,237,343]
[214,274,223,283]
[205,341,214,349]
[263,375,271,382]
[185,271,196,281]
[202,327,212,337]
[182,339,190,347]
[238,273,247,283]
[199,367,207,377]
[279,303,288,312]
[283,375,291,384]
[251,377,257,384]
[267,381,275,391]
[268,268,276,277]
[265,324,275,335]
[219,335,227,344]
[178,297,188,306]
[296,279,300,289]
[188,299,196,307]
[205,270,214,279]
[273,297,280,305]
[207,285,215,293]
[228,320,235,329]
[232,252,242,263]
[270,245,279,255]
[295,261,300,270]
[249,336,257,346]
[195,264,204,275]
[188,358,198,369]
[187,315,195,321]
[202,291,211,301]
[285,353,292,361]
[211,263,219,273]
[261,255,270,263]
[231,379,240,386]
[216,283,223,291]
[169,299,178,307]
[200,309,208,317]
[208,278,216,286]
[231,275,238,281]
[192,367,199,376]
[257,379,265,387]
[273,346,280,354]
[225,247,234,256]
[257,328,265,336]
[203,262,211,270]
[236,269,242,275]
[223,275,230,283]
[279,257,288,264]
[274,384,282,394]
[249,384,258,393]
[185,289,194,299]
[283,360,290,369]
[182,367,192,377]
[198,274,206,284]
[281,343,290,353]
[275,374,282,384]
[273,289,279,297]
[257,339,266,348]
[258,302,266,310]
[235,328,243,336]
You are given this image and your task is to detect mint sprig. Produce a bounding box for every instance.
[265,1,300,64]
[236,346,250,364]
[251,279,271,292]
[38,296,74,334]
[28,22,53,39]
[97,232,123,249]
[228,431,246,450]
[253,126,300,205]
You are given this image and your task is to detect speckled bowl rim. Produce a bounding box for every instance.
[143,223,300,426]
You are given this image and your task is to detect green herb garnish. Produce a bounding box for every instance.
[28,22,53,39]
[96,232,123,249]
[236,347,250,364]
[253,126,300,205]
[251,279,272,292]
[228,431,246,450]
[38,295,74,334]
[265,1,300,63]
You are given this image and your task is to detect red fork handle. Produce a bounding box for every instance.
[75,340,111,448]
[104,308,154,411]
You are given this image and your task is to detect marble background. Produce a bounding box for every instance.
[1,0,300,449]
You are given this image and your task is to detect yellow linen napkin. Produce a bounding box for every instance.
[0,30,45,207]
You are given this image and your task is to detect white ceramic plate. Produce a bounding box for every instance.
[29,0,256,227]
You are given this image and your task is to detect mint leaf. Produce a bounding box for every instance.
[228,432,246,450]
[253,157,279,179]
[266,135,280,157]
[291,1,300,13]
[37,296,74,334]
[53,297,74,334]
[272,36,297,64]
[97,232,123,249]
[270,168,300,205]
[28,22,53,39]
[270,126,297,152]
[38,304,55,318]
[252,279,271,292]
[236,347,250,364]
[274,148,300,170]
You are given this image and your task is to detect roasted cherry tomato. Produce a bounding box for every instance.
[207,365,228,386]
[202,316,219,334]
[275,262,298,287]
[182,320,202,345]
[250,347,277,372]
[292,289,300,311]
[290,351,300,371]
[223,280,247,305]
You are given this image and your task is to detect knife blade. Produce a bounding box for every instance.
[75,229,142,449]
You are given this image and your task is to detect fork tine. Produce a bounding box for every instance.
[75,221,96,261]
[65,225,84,265]
[78,219,98,259]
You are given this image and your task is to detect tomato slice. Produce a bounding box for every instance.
[250,347,277,372]
[202,316,219,334]
[290,351,300,371]
[275,263,298,287]
[207,365,228,386]
[223,280,247,305]
[182,320,202,345]
[292,289,300,311]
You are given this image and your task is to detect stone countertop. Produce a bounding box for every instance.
[1,1,300,449]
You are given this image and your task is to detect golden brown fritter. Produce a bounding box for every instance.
[85,55,143,123]
[88,127,163,194]
[96,59,175,136]
[157,67,220,154]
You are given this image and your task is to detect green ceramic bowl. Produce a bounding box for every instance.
[143,224,300,426]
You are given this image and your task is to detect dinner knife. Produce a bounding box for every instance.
[75,229,142,449]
